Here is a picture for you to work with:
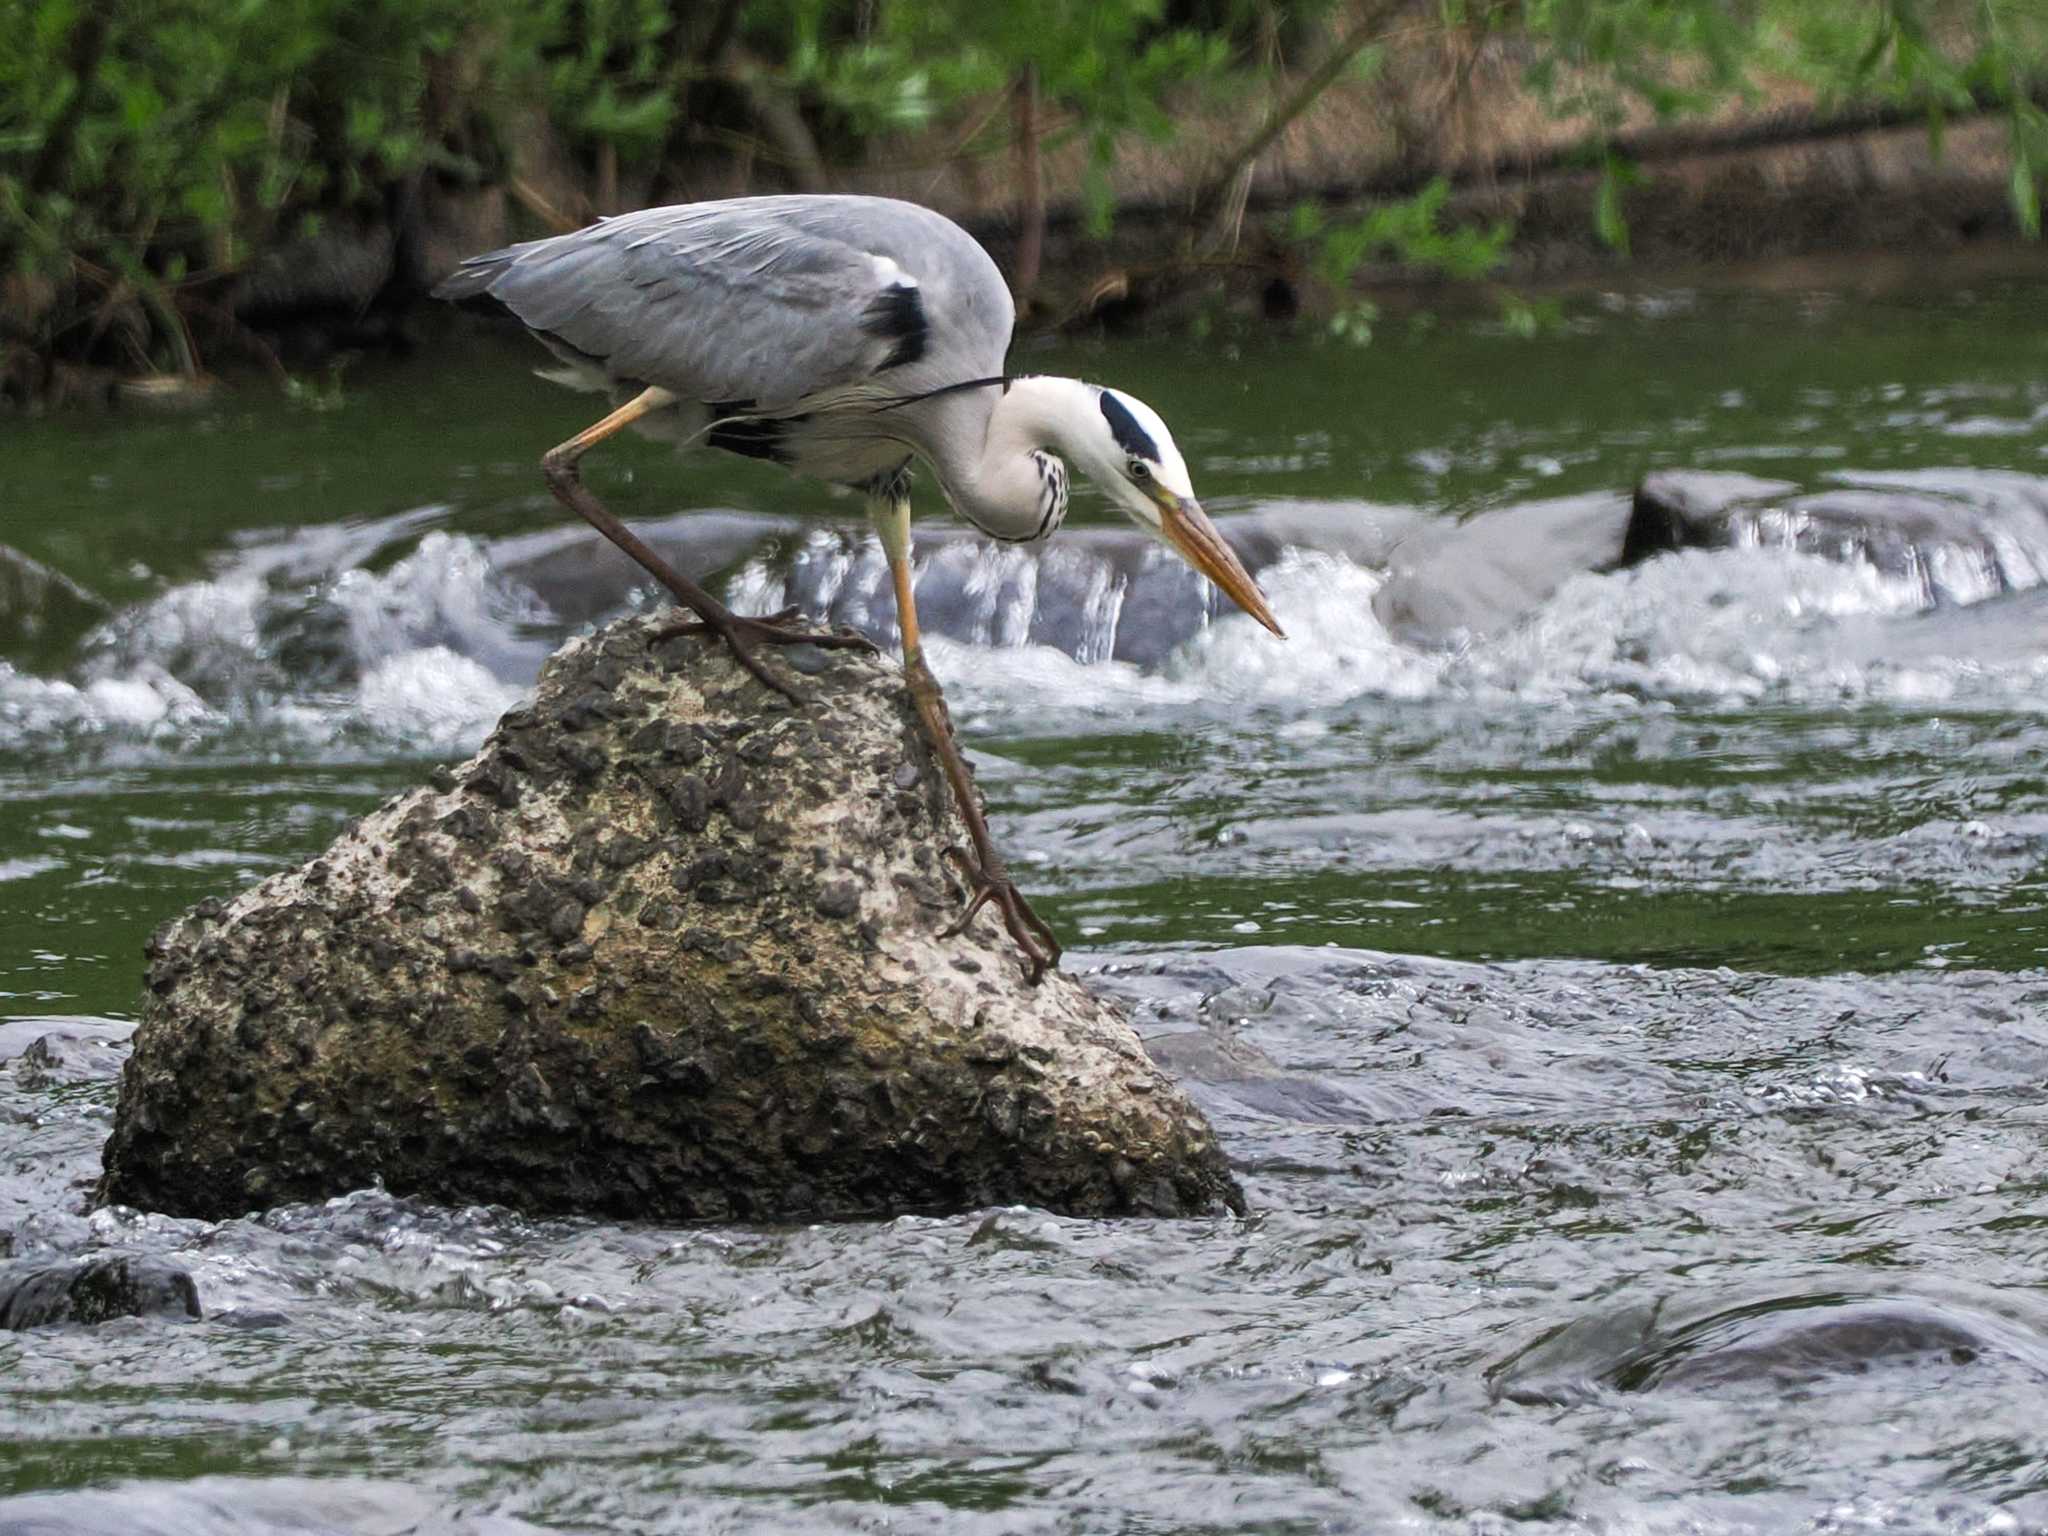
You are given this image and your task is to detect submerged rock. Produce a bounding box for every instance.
[0,1255,201,1330]
[1627,468,2048,604]
[493,501,1424,667]
[499,470,2048,667]
[98,616,1244,1224]
[0,542,106,669]
[1370,491,1635,649]
[1492,1291,2043,1406]
[4,1019,133,1090]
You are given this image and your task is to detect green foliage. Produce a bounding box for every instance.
[1496,292,1565,338]
[1517,0,2048,253]
[4,0,2047,383]
[0,0,1249,374]
[1289,0,2047,297]
[1327,297,1378,344]
[1593,153,1643,254]
[759,0,1233,233]
[1793,0,2048,240]
[1291,178,1513,287]
[527,0,679,163]
[0,0,517,368]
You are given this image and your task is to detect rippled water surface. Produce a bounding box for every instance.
[3,272,2047,1533]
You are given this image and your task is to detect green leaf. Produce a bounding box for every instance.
[1594,154,1640,254]
[2013,159,2042,238]
[119,82,165,133]
[179,179,229,227]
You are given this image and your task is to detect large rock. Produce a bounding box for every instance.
[98,616,1244,1223]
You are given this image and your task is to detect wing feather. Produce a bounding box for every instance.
[434,199,975,409]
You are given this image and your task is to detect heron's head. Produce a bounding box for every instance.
[1077,387,1284,638]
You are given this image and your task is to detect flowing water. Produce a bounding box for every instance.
[2,269,2047,1533]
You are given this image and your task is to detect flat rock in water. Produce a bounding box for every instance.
[0,1255,201,1330]
[98,616,1244,1223]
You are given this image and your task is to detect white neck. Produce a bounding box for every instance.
[938,375,1086,542]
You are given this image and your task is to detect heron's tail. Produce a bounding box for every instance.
[430,251,522,319]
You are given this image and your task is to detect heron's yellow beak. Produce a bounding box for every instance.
[1155,491,1285,638]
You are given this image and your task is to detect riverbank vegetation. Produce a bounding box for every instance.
[2,0,2044,396]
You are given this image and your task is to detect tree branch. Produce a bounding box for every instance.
[1192,0,1414,227]
[725,47,828,192]
[1011,65,1044,311]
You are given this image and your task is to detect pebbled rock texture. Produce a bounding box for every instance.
[98,616,1244,1223]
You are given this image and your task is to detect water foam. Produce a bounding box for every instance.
[0,522,548,761]
[939,542,2046,725]
[6,508,2044,765]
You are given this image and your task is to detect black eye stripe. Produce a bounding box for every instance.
[1099,391,1160,460]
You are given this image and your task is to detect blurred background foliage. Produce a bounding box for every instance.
[1,0,2043,386]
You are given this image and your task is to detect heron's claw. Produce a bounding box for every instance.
[652,606,877,704]
[655,605,875,651]
[940,846,1062,984]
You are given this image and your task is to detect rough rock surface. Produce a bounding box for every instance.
[98,617,1244,1223]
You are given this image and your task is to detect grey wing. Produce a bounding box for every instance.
[434,203,934,408]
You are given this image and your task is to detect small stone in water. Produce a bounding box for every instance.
[1231,920,1261,934]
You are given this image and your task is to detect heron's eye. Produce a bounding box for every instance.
[1128,460,1151,482]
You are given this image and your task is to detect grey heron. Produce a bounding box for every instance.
[434,194,1282,979]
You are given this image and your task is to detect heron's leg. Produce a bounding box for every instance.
[542,388,870,703]
[869,494,1062,983]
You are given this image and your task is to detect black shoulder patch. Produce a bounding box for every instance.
[1099,391,1159,460]
[861,282,927,371]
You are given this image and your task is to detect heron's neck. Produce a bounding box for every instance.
[941,375,1082,542]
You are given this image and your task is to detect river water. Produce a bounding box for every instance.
[2,272,2046,1532]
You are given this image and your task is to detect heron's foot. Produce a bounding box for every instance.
[652,606,876,704]
[940,846,1062,984]
[654,605,877,653]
